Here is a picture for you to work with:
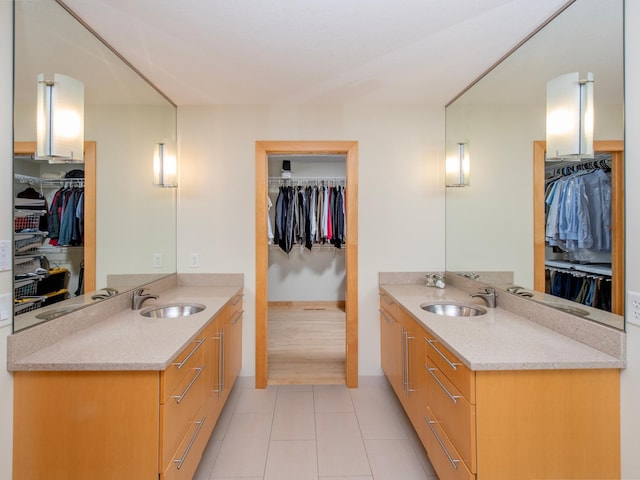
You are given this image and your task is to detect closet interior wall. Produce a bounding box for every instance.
[267,154,347,384]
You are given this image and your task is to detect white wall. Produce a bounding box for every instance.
[0,3,14,478]
[177,104,446,376]
[621,1,640,477]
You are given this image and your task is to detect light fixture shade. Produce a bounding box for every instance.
[36,73,84,163]
[153,141,178,187]
[446,142,470,187]
[546,72,594,161]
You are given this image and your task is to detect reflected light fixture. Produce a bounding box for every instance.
[546,72,594,161]
[153,141,178,187]
[446,142,470,187]
[36,73,84,163]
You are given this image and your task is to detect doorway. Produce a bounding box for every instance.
[255,141,358,388]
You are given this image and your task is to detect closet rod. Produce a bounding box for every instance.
[268,176,345,187]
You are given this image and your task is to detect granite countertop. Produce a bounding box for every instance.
[380,283,624,370]
[9,284,242,372]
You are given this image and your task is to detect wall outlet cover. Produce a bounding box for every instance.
[627,290,640,327]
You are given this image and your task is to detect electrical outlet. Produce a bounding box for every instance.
[627,290,640,327]
[153,253,162,268]
[189,253,200,268]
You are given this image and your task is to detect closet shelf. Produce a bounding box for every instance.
[545,259,612,276]
[14,173,84,187]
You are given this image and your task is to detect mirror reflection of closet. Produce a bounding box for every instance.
[13,140,96,320]
[267,154,347,384]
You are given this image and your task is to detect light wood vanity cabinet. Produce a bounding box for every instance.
[379,291,621,480]
[13,295,243,480]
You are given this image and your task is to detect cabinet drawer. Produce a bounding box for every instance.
[229,293,243,315]
[161,358,206,470]
[162,411,209,480]
[423,407,475,480]
[161,335,206,403]
[424,333,475,403]
[425,357,476,472]
[379,291,398,318]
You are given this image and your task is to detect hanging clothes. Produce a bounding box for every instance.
[544,159,611,258]
[272,183,345,253]
[48,186,84,246]
[545,268,611,312]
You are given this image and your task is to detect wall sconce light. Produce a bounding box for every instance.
[446,142,470,187]
[153,141,178,187]
[546,72,594,161]
[36,73,84,163]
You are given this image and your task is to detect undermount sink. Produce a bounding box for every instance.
[140,303,206,318]
[420,302,487,317]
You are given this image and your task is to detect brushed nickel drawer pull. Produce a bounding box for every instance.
[380,294,394,306]
[172,365,205,403]
[172,337,205,369]
[174,416,206,469]
[230,310,243,324]
[232,294,243,305]
[379,310,395,324]
[425,364,459,404]
[424,415,460,470]
[424,337,461,371]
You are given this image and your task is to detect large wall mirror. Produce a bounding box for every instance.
[13,0,177,331]
[445,0,624,330]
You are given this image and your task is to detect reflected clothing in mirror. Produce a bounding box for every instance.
[546,269,611,312]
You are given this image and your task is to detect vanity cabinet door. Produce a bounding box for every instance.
[423,406,474,480]
[225,294,243,394]
[379,293,402,397]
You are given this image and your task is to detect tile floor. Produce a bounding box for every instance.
[194,375,438,480]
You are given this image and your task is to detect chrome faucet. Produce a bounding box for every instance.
[132,288,159,310]
[506,286,534,298]
[91,287,119,301]
[470,287,497,308]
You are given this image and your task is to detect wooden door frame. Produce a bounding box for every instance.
[255,141,358,388]
[14,141,96,292]
[533,140,624,314]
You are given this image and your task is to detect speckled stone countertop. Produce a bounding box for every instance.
[380,282,624,371]
[8,274,243,372]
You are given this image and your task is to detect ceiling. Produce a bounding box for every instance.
[54,0,571,106]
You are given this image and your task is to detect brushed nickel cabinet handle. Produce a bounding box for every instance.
[424,414,460,470]
[172,337,205,369]
[232,294,243,305]
[380,294,394,305]
[379,310,395,324]
[173,416,206,469]
[171,365,205,403]
[230,310,243,324]
[424,337,461,371]
[425,364,460,404]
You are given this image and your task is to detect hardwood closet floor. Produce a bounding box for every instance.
[268,302,346,385]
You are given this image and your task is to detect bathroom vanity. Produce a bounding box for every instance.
[380,273,624,480]
[8,274,243,480]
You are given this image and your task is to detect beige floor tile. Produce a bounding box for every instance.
[313,384,353,412]
[350,385,409,440]
[210,412,272,478]
[316,412,371,477]
[364,438,431,480]
[234,385,278,414]
[319,477,373,480]
[264,440,318,480]
[192,439,221,480]
[272,390,316,440]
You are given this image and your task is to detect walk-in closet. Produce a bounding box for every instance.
[534,140,624,315]
[267,154,347,384]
